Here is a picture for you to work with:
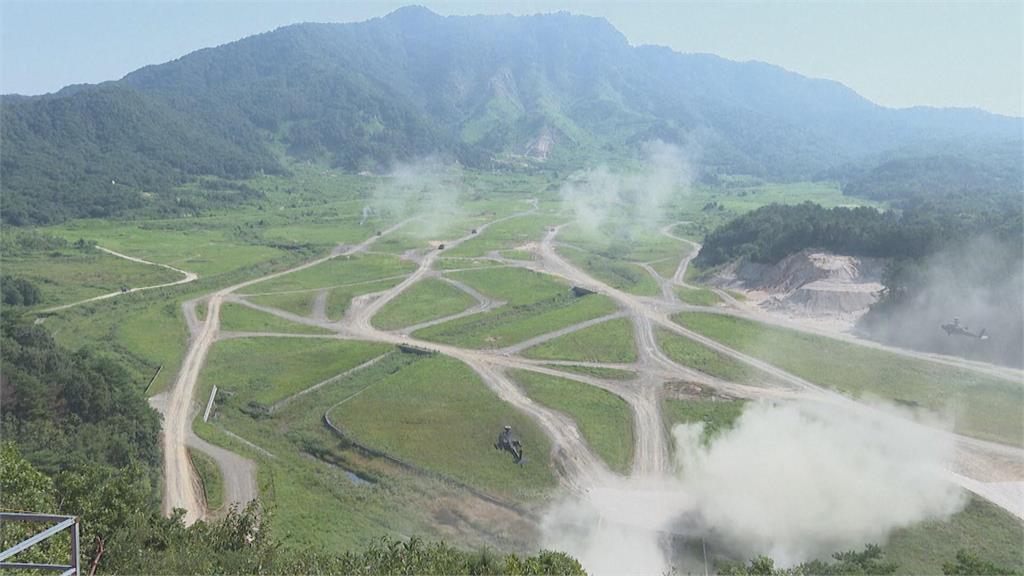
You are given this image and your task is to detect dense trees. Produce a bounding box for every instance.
[3,8,1021,224]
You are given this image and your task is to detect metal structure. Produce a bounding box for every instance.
[494,425,524,464]
[0,513,80,575]
[941,317,989,340]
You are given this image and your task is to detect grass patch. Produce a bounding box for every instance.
[662,398,747,444]
[511,370,633,474]
[544,365,637,380]
[443,214,560,258]
[656,327,769,385]
[676,285,722,306]
[559,245,661,296]
[189,448,224,511]
[884,496,1024,575]
[250,253,415,293]
[523,317,636,363]
[202,338,389,407]
[372,278,477,330]
[326,277,407,321]
[329,354,557,500]
[245,291,318,317]
[219,302,333,335]
[3,246,181,309]
[674,312,1024,447]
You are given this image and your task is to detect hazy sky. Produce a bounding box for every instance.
[1,1,1021,117]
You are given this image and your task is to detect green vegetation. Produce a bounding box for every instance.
[326,277,408,321]
[250,254,416,293]
[219,302,333,335]
[245,291,318,317]
[558,245,661,296]
[202,338,388,407]
[1,241,180,309]
[511,370,633,474]
[674,312,1024,446]
[330,354,557,500]
[373,278,477,330]
[545,365,637,380]
[884,496,1024,575]
[443,214,560,258]
[415,267,620,349]
[2,445,582,575]
[523,317,636,363]
[661,398,747,444]
[675,285,722,306]
[655,327,768,385]
[189,448,224,511]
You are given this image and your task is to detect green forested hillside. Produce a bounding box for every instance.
[3,6,1021,224]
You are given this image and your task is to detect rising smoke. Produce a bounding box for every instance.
[368,157,465,238]
[860,235,1024,368]
[542,400,966,575]
[559,141,695,236]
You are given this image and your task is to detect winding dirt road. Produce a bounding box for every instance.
[39,246,198,314]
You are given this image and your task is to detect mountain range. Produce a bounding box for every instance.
[2,5,1021,224]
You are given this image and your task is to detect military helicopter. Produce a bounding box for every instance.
[494,425,524,464]
[941,318,989,340]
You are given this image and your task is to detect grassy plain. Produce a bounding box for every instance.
[675,285,722,306]
[655,327,769,385]
[248,253,416,293]
[511,369,633,474]
[201,337,388,407]
[372,278,477,330]
[443,214,561,258]
[523,317,637,363]
[674,312,1024,447]
[661,398,747,444]
[219,302,332,335]
[189,448,224,512]
[558,245,662,296]
[328,354,557,500]
[245,291,318,317]
[3,246,181,309]
[414,267,621,349]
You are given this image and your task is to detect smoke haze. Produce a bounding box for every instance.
[559,140,695,236]
[542,400,966,574]
[370,157,465,238]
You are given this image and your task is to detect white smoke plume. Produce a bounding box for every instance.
[559,140,695,235]
[542,400,966,575]
[370,157,465,238]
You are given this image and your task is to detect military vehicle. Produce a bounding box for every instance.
[941,318,989,340]
[494,425,523,464]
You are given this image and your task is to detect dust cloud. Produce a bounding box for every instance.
[541,400,966,575]
[369,157,465,238]
[859,236,1024,368]
[559,141,695,235]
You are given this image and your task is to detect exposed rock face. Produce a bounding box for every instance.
[715,250,887,332]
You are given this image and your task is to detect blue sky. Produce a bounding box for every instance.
[1,1,1021,116]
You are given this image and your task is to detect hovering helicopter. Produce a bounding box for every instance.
[494,425,524,464]
[941,318,989,340]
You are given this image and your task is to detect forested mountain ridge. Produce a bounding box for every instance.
[3,5,1022,224]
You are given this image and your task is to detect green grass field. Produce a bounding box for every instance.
[443,214,561,258]
[544,365,638,380]
[245,291,319,317]
[219,302,333,335]
[675,285,722,306]
[656,327,769,385]
[413,267,621,349]
[511,369,633,474]
[328,354,557,500]
[673,312,1024,447]
[661,398,747,445]
[3,246,182,309]
[201,337,388,407]
[189,448,224,512]
[522,317,636,363]
[326,277,408,321]
[558,245,662,297]
[248,253,416,293]
[884,496,1024,574]
[372,278,478,330]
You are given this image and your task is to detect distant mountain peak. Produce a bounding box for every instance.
[385,5,442,23]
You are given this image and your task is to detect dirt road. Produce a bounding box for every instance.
[39,246,198,314]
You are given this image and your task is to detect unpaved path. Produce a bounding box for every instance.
[39,246,198,314]
[161,204,1024,527]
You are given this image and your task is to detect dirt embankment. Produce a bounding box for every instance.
[712,250,887,333]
